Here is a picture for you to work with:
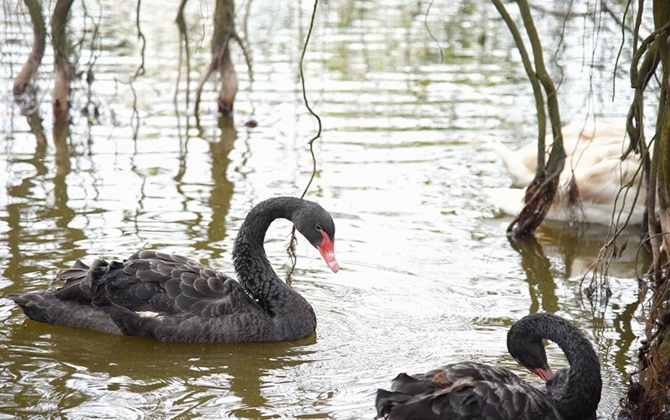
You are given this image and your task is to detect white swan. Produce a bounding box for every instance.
[490,118,646,226]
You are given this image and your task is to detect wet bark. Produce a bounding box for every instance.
[51,0,74,123]
[491,0,565,238]
[13,0,45,116]
[195,0,239,118]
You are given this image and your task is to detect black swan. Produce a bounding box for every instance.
[8,197,339,343]
[375,313,601,420]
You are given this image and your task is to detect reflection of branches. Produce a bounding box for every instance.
[26,111,46,144]
[424,0,444,63]
[128,80,141,140]
[613,296,641,378]
[204,117,236,259]
[3,140,47,283]
[79,0,103,125]
[507,235,559,314]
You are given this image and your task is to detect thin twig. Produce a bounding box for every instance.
[134,0,146,78]
[287,0,322,282]
[424,0,444,63]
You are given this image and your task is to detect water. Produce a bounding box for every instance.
[0,0,646,418]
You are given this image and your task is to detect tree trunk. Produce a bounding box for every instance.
[491,0,566,237]
[51,0,74,123]
[13,0,46,117]
[175,0,192,107]
[213,0,238,115]
[195,0,238,118]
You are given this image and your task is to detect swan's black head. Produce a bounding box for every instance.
[293,201,339,272]
[507,314,554,382]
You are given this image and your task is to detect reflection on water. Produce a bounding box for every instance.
[508,235,559,314]
[5,318,318,418]
[0,0,645,418]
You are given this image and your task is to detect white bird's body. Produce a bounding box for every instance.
[490,118,646,225]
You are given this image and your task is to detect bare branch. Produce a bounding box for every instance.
[287,0,323,282]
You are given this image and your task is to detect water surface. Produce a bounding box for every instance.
[0,1,644,418]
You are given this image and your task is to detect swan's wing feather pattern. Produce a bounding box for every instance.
[52,250,260,318]
[18,250,276,342]
[376,362,561,420]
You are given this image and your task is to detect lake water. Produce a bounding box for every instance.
[0,0,646,418]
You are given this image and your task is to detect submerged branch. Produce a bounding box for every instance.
[13,0,46,117]
[195,0,240,119]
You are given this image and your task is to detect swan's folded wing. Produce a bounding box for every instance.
[120,250,260,317]
[430,380,561,420]
[52,250,260,318]
[425,362,524,385]
[377,378,560,420]
[377,362,560,420]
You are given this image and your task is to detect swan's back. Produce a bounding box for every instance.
[375,361,561,420]
[9,251,278,342]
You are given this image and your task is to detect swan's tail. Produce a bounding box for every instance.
[489,139,535,188]
[375,388,437,420]
[7,289,123,335]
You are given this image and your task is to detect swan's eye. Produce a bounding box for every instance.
[315,224,323,232]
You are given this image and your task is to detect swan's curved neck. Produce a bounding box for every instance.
[520,314,602,419]
[231,197,305,309]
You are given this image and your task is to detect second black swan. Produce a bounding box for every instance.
[375,312,601,420]
[8,197,339,343]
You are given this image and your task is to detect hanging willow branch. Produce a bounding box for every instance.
[491,0,566,238]
[286,0,323,283]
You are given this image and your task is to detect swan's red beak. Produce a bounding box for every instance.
[531,366,554,382]
[317,231,339,273]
